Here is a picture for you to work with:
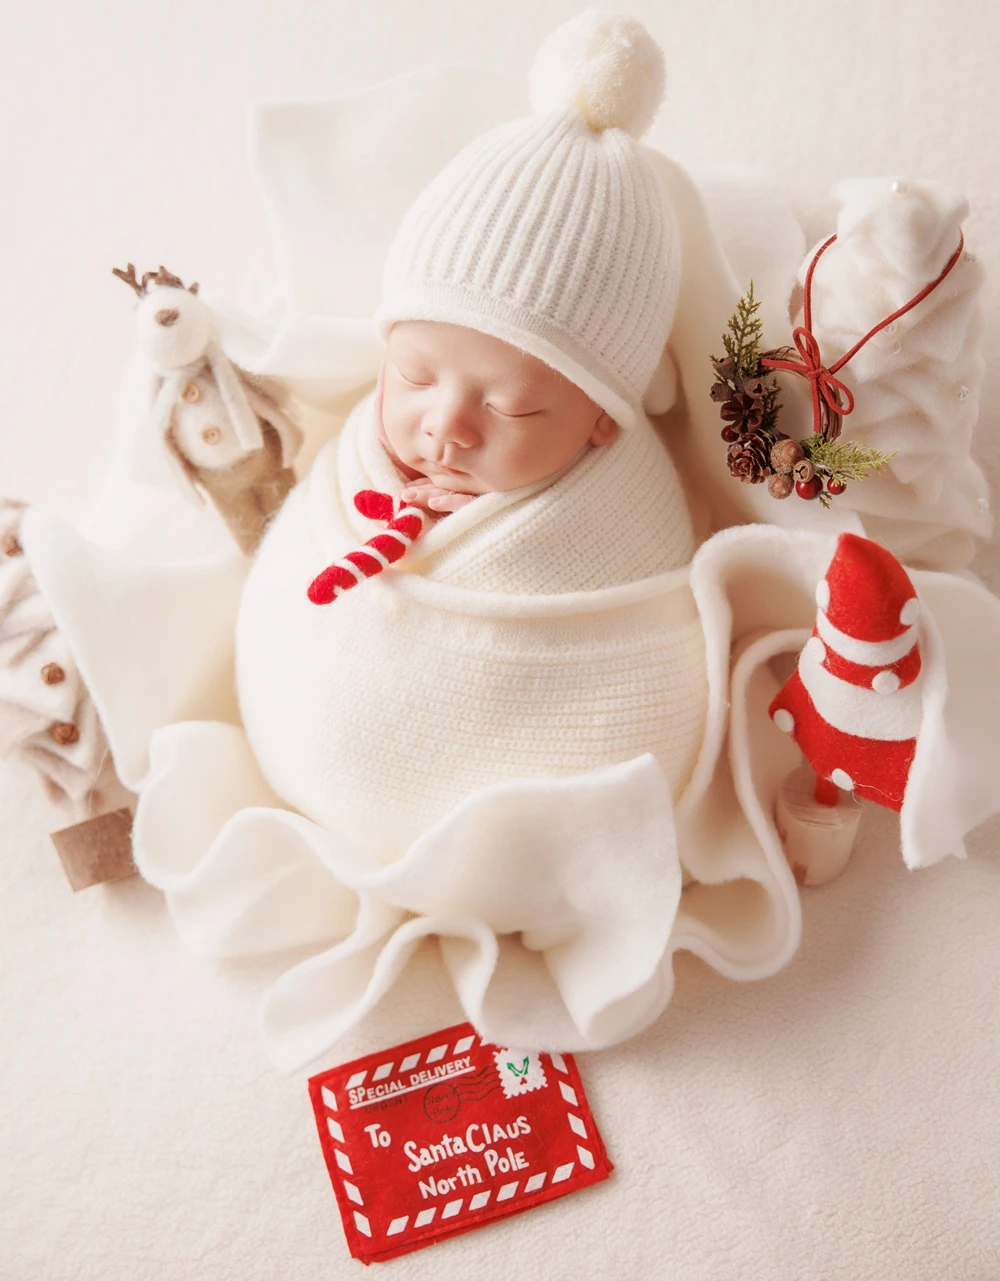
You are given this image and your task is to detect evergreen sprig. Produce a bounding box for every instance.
[801,436,896,483]
[722,281,765,379]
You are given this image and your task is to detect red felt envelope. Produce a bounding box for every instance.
[308,1022,613,1264]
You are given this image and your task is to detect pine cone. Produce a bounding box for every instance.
[720,390,765,432]
[727,430,773,484]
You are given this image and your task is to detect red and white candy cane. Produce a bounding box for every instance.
[306,489,430,605]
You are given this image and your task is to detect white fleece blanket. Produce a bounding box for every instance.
[20,455,1000,1077]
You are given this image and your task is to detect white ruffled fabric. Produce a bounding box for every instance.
[18,379,801,1069]
[21,461,1000,1073]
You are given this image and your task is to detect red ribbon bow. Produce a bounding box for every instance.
[761,327,856,436]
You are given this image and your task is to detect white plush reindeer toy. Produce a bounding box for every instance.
[113,264,303,554]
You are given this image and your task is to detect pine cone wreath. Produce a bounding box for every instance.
[710,282,898,504]
[727,430,773,483]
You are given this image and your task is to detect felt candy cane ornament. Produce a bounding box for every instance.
[307,357,435,603]
[307,490,431,604]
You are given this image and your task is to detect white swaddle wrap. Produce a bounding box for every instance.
[236,393,702,862]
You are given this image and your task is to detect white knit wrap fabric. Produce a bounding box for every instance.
[236,394,699,860]
[374,105,681,430]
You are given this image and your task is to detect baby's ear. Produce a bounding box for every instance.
[590,412,619,446]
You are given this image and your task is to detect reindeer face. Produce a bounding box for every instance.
[113,264,212,371]
[135,284,212,370]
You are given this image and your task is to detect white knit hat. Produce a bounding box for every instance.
[373,11,680,430]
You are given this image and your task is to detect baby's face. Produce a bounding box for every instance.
[380,321,618,494]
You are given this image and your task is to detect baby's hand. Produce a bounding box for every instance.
[400,481,477,515]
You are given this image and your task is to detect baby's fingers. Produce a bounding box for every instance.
[400,482,436,502]
[428,492,476,512]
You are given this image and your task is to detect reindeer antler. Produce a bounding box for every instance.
[112,263,200,296]
[150,265,200,294]
[111,263,146,296]
[149,265,184,289]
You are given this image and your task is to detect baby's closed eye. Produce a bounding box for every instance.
[486,403,545,418]
[393,361,435,387]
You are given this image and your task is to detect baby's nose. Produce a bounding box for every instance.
[423,401,478,447]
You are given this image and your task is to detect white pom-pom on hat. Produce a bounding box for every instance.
[528,9,666,138]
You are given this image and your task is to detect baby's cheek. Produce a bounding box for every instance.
[514,422,586,482]
[483,433,543,487]
[379,402,415,453]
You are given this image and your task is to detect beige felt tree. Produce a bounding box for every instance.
[0,501,134,887]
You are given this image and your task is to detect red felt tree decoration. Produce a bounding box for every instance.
[768,532,923,812]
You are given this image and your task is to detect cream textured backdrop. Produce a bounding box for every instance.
[2,2,999,1279]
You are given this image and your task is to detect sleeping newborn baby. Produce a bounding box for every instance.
[382,320,620,516]
[233,14,705,861]
[14,12,1000,1072]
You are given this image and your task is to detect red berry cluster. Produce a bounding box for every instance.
[797,475,846,501]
